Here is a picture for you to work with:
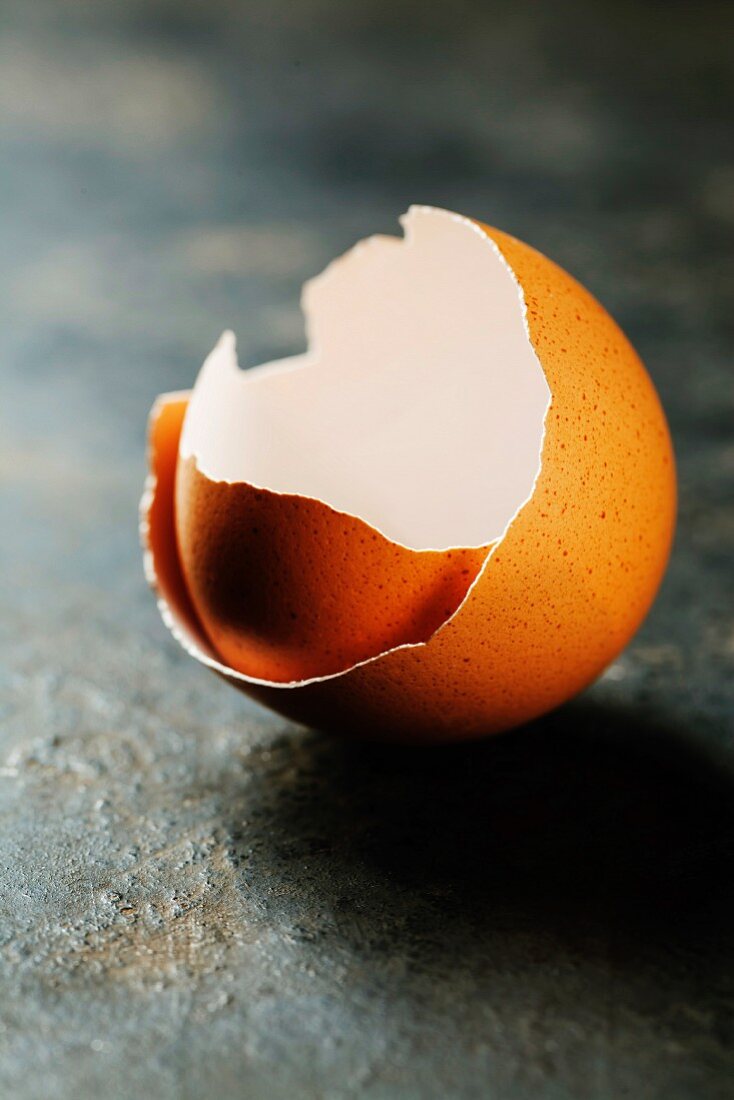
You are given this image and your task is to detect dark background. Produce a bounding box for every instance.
[1,1,733,1097]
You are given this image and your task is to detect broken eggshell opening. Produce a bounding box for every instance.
[142,206,676,742]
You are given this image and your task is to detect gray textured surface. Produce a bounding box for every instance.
[1,1,733,1097]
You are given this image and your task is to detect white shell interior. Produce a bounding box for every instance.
[180,206,551,551]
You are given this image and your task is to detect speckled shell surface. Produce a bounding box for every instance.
[176,456,490,683]
[144,223,676,743]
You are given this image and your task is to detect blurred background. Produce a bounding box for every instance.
[1,2,733,1098]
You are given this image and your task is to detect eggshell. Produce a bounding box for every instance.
[142,207,675,743]
[176,453,491,682]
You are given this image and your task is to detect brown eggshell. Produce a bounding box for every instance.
[142,208,676,743]
[175,454,490,683]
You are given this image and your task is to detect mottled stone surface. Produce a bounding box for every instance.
[1,1,733,1097]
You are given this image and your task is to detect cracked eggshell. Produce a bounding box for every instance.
[142,207,676,743]
[175,452,492,683]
